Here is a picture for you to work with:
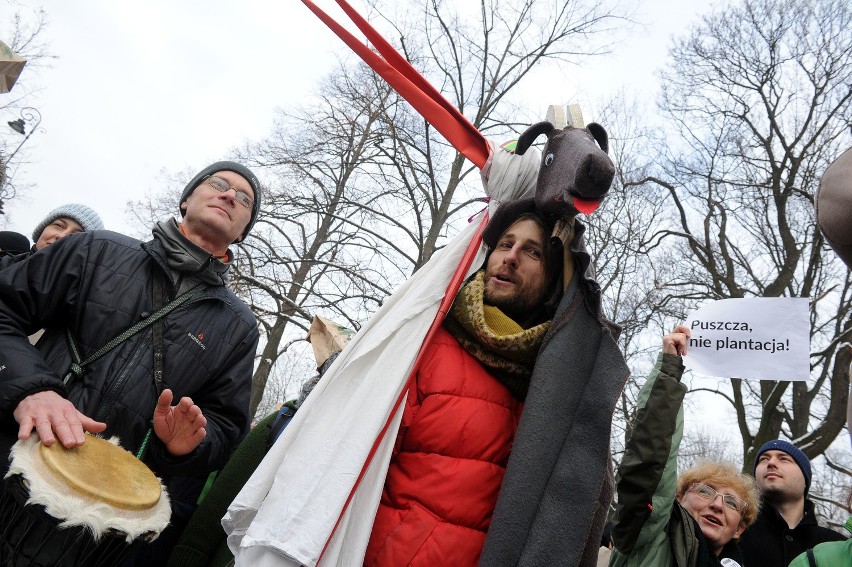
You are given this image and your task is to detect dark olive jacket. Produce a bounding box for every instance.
[609,353,745,567]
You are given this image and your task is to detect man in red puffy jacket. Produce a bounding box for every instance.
[365,197,621,566]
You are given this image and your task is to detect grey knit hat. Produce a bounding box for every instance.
[179,160,262,243]
[32,203,104,242]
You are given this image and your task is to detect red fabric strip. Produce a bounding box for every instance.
[302,0,489,169]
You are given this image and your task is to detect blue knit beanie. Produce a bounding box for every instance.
[179,160,262,243]
[754,439,812,492]
[32,203,104,242]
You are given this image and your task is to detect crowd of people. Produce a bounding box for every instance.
[607,327,849,567]
[0,147,849,567]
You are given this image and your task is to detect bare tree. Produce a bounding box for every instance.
[234,63,406,416]
[813,445,852,531]
[362,0,630,267]
[1,5,54,214]
[676,428,743,471]
[646,0,851,480]
[574,92,686,455]
[1,6,53,106]
[232,0,631,417]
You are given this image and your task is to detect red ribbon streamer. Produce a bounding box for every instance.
[302,0,490,169]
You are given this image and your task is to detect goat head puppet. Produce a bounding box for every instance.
[515,121,615,221]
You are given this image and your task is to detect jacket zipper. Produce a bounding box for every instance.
[92,294,212,424]
[94,335,151,423]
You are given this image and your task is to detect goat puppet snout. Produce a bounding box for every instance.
[573,154,615,199]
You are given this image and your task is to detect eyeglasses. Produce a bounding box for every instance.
[689,483,748,514]
[203,175,254,209]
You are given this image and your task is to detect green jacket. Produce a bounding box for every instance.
[608,353,744,567]
[788,517,852,567]
[167,410,280,567]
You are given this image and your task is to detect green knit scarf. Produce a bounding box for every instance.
[444,270,551,400]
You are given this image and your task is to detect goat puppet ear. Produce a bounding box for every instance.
[515,121,555,155]
[586,123,609,154]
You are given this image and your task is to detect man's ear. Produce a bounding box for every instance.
[180,201,188,212]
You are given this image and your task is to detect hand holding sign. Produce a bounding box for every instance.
[663,325,691,356]
[683,298,810,381]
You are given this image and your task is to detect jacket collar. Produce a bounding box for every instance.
[759,498,819,529]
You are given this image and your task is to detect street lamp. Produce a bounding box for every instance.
[6,107,42,161]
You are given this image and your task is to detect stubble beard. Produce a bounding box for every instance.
[484,277,545,324]
[759,481,800,506]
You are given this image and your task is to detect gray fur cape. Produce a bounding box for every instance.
[480,220,630,566]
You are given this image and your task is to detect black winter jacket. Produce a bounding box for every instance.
[0,249,29,271]
[0,230,258,479]
[739,499,846,567]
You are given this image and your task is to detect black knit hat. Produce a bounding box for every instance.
[0,230,30,253]
[180,161,262,242]
[483,198,557,249]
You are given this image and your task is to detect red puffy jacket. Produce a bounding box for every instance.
[364,326,523,566]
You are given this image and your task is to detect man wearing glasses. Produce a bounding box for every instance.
[609,326,760,567]
[0,161,261,563]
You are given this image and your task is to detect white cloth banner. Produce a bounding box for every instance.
[684,297,810,381]
[222,141,540,566]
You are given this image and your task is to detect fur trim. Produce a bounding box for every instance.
[7,435,171,543]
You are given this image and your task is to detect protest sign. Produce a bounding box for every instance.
[684,297,810,381]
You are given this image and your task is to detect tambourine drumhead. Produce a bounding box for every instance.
[39,434,161,510]
[7,434,171,543]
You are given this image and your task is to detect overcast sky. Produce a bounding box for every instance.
[5,1,848,455]
[1,0,708,240]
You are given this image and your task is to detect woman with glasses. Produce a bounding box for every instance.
[608,325,760,567]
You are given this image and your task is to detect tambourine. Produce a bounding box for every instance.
[0,434,171,566]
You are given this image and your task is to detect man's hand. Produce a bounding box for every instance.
[153,389,207,456]
[13,390,107,448]
[662,325,691,357]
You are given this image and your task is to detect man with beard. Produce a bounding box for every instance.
[739,440,846,566]
[363,198,613,566]
[364,202,558,565]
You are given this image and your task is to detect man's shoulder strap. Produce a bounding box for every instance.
[63,282,206,386]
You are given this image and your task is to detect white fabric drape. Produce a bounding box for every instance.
[223,142,539,566]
